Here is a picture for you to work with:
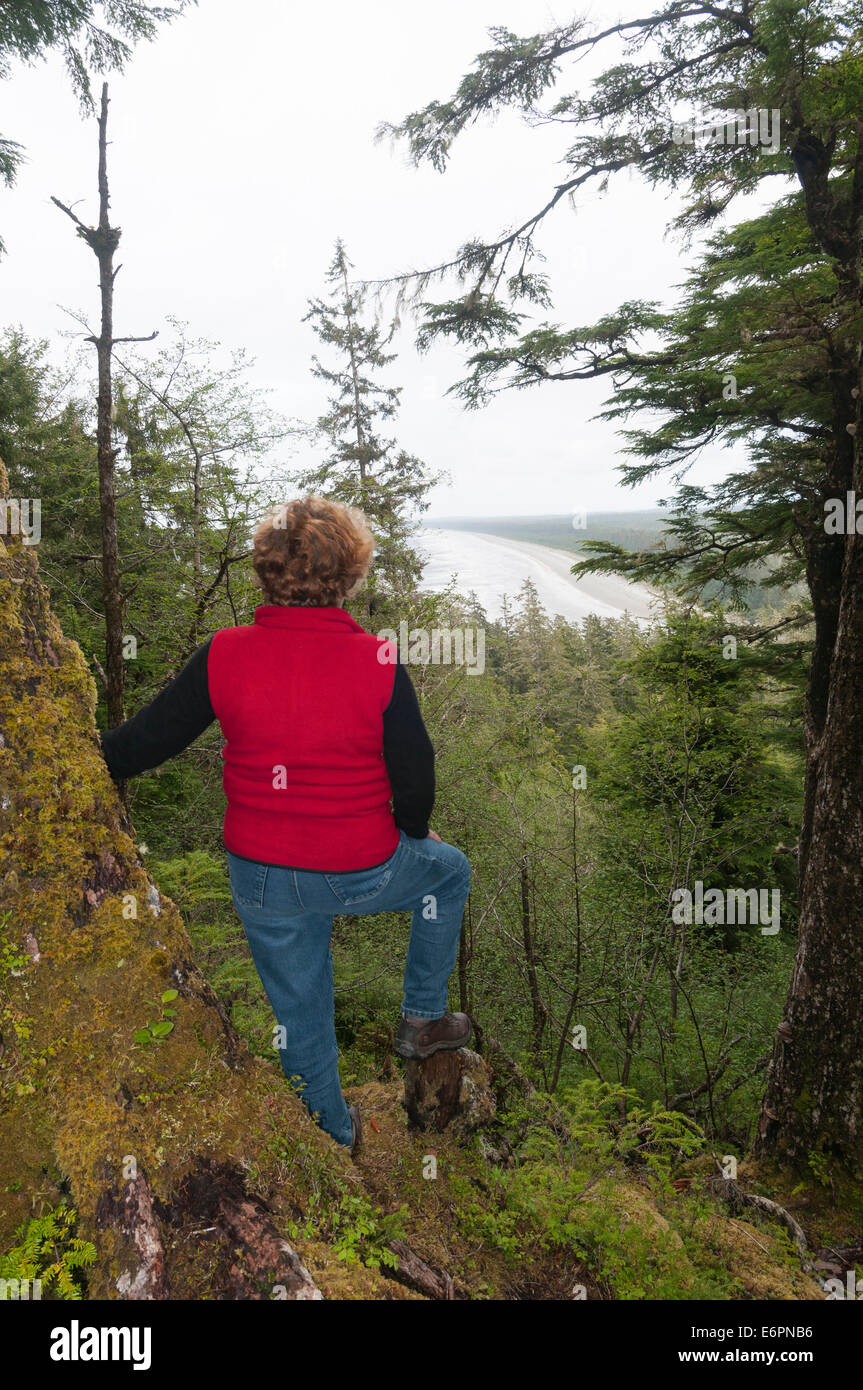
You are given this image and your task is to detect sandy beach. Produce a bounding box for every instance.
[417,527,659,624]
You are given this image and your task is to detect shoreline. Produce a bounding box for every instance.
[417,527,659,623]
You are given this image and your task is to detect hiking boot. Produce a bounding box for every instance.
[348,1103,363,1156]
[394,1011,472,1060]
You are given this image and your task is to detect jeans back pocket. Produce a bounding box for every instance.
[227,853,269,909]
[323,852,397,907]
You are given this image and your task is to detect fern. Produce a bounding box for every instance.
[0,1204,96,1300]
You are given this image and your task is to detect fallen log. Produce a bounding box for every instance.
[387,1240,455,1300]
[708,1175,810,1265]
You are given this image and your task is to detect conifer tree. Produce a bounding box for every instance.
[297,240,441,613]
[382,2,863,1176]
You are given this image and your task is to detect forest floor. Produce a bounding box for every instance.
[293,1072,833,1301]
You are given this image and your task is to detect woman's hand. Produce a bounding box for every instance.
[426,829,442,843]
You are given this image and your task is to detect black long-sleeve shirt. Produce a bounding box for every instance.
[100,639,436,840]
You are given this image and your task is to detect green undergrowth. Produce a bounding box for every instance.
[0,1202,96,1300]
[143,853,825,1301]
[476,1084,819,1297]
[451,1082,738,1298]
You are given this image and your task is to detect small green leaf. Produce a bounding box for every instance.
[150,1021,174,1038]
[134,1028,152,1045]
[161,989,179,1003]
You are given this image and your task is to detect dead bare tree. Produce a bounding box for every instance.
[52,82,156,731]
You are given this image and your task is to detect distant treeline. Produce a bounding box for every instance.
[426,511,668,557]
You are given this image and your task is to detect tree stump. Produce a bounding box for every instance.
[402,1046,496,1136]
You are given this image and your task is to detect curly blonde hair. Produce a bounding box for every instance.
[252,496,375,606]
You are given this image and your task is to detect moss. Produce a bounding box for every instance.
[0,490,358,1294]
[298,1239,420,1300]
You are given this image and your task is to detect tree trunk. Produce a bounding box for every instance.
[0,461,373,1299]
[51,84,158,733]
[402,1047,495,1136]
[755,123,863,1177]
[520,858,545,1063]
[756,474,863,1178]
[92,85,125,731]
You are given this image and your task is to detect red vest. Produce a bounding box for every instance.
[207,605,399,870]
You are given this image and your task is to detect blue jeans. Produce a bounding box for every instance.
[226,831,471,1148]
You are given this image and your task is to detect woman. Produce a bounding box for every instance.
[100,496,472,1155]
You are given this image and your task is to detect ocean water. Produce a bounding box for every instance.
[416,527,655,624]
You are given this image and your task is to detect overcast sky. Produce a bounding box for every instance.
[1,0,781,517]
